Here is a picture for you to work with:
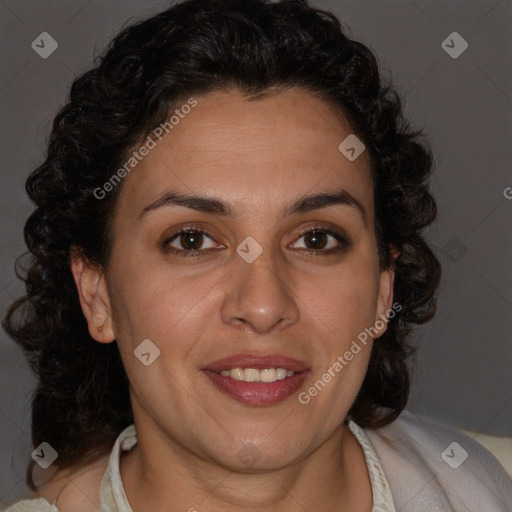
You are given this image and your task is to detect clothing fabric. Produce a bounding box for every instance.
[364,410,512,511]
[459,428,512,478]
[3,409,512,512]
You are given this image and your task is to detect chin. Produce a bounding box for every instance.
[220,450,300,473]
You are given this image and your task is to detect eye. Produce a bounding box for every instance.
[162,226,350,258]
[290,228,349,254]
[163,228,220,257]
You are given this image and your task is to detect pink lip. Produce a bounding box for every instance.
[203,370,309,406]
[202,353,310,406]
[203,353,309,372]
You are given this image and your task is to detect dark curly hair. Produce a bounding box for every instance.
[2,0,441,489]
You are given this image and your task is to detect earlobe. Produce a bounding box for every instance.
[373,268,395,339]
[378,268,395,317]
[375,247,400,337]
[70,248,115,344]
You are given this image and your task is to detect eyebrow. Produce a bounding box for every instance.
[138,187,367,224]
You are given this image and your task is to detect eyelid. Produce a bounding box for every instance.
[290,226,350,251]
[162,226,222,254]
[162,223,350,257]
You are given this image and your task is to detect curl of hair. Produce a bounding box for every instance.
[2,0,441,486]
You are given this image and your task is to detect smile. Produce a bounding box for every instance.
[202,354,309,406]
[219,368,295,382]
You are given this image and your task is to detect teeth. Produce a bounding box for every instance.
[229,368,244,380]
[218,368,295,382]
[260,368,276,382]
[276,368,287,380]
[244,368,260,382]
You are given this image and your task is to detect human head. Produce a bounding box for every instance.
[2,0,440,486]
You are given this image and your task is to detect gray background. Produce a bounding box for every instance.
[1,0,511,505]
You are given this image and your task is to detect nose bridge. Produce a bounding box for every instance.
[221,236,300,334]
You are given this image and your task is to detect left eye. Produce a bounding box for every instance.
[290,229,347,252]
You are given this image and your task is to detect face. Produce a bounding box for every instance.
[72,87,394,472]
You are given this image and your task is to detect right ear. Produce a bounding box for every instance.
[70,247,115,344]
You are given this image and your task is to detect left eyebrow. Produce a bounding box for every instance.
[138,187,367,225]
[287,188,367,224]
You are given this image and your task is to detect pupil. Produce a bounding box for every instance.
[306,231,326,249]
[181,232,201,250]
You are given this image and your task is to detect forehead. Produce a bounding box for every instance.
[115,87,374,222]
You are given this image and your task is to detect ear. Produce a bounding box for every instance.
[374,245,400,338]
[70,248,115,344]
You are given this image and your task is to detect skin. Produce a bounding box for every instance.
[64,87,395,512]
[35,456,108,511]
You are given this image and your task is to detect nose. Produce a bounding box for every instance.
[220,243,300,335]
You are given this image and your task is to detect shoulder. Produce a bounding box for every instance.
[26,454,109,512]
[4,426,134,512]
[364,409,512,511]
[459,427,512,478]
[376,409,510,474]
[1,497,57,512]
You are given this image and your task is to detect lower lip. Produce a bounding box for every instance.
[203,370,309,406]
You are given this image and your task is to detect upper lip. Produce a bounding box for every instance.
[203,353,309,373]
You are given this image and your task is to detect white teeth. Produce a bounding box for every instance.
[219,367,295,382]
[276,368,287,380]
[260,368,276,382]
[230,368,244,381]
[243,368,260,382]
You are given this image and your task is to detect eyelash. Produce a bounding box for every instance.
[162,226,350,258]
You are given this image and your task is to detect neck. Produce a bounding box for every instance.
[120,417,372,512]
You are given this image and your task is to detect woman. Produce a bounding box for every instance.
[3,0,511,511]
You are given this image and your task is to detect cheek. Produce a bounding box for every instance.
[302,258,380,340]
[109,257,220,351]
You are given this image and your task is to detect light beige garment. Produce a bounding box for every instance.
[365,410,512,511]
[460,428,512,479]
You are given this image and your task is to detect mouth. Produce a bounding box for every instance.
[202,354,310,406]
[218,367,296,382]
